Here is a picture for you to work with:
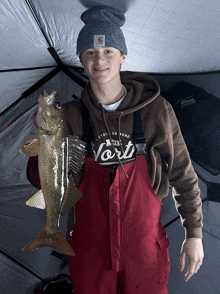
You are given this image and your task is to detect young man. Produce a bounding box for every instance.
[65,5,204,294]
[27,5,204,294]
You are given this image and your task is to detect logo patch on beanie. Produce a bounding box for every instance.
[94,35,105,47]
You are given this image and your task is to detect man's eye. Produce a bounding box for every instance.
[87,51,95,55]
[105,50,112,54]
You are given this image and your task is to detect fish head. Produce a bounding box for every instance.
[36,90,65,133]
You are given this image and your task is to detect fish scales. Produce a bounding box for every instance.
[19,90,86,256]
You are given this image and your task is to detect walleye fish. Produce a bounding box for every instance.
[19,90,86,256]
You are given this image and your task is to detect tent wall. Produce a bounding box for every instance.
[155,71,220,294]
[163,196,220,294]
[150,71,220,98]
[0,68,55,114]
[0,184,70,294]
[0,251,41,294]
[0,69,84,131]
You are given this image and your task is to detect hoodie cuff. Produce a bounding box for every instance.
[185,227,203,239]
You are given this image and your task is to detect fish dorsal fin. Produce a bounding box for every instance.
[19,138,40,156]
[68,135,86,174]
[26,189,46,210]
[61,182,83,215]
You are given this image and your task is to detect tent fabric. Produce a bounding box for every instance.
[1,0,220,293]
[165,200,220,294]
[0,184,70,293]
[1,68,55,114]
[0,69,84,131]
[161,177,220,294]
[0,251,41,294]
[0,0,53,70]
[1,0,220,113]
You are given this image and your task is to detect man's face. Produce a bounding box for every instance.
[80,47,126,84]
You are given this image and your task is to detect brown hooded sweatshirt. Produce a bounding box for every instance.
[62,71,203,239]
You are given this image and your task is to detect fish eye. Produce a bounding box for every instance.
[54,101,61,108]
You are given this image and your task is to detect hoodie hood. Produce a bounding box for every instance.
[119,71,160,114]
[81,71,160,116]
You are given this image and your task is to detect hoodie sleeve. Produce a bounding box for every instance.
[166,102,203,239]
[26,114,41,189]
[27,155,41,189]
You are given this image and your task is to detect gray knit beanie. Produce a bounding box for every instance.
[77,6,127,57]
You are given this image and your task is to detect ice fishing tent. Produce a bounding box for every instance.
[1,0,220,293]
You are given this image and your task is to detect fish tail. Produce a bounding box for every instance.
[22,230,75,256]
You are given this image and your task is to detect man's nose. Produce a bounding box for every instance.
[94,52,105,63]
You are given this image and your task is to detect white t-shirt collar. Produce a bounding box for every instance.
[102,85,127,111]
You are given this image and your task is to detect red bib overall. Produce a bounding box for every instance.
[68,155,170,294]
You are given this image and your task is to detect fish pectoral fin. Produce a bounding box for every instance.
[19,138,40,156]
[61,182,83,215]
[26,190,46,210]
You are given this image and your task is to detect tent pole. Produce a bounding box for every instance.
[25,0,52,47]
[25,0,87,88]
[0,67,61,117]
[47,47,87,88]
[0,66,56,73]
[61,65,87,88]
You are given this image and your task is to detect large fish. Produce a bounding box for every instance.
[19,90,86,256]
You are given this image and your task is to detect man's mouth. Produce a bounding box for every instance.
[94,68,109,72]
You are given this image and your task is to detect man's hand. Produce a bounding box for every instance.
[179,238,204,282]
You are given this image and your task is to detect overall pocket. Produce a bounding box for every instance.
[156,234,170,283]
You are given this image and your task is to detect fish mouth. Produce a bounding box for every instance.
[38,90,57,106]
[42,90,49,97]
[38,90,49,104]
[39,90,54,106]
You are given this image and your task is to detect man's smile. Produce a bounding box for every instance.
[93,68,109,72]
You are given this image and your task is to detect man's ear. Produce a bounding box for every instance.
[80,59,84,67]
[121,54,126,64]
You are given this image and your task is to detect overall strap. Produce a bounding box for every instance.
[132,110,147,155]
[80,100,95,157]
[81,102,146,157]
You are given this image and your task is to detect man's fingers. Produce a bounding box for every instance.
[180,238,204,282]
[185,258,202,282]
[179,252,186,272]
[185,263,196,282]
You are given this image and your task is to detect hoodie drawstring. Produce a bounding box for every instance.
[101,106,129,178]
[118,112,125,154]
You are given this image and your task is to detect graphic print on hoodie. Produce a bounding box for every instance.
[81,71,160,167]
